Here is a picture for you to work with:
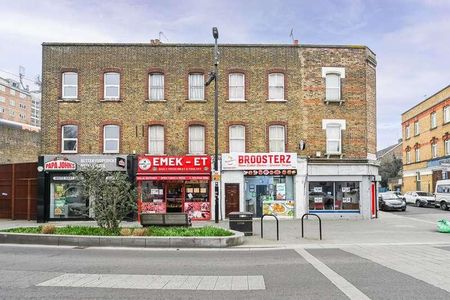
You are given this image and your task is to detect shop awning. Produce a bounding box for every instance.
[137,175,210,181]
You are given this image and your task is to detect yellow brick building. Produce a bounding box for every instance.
[402,85,450,193]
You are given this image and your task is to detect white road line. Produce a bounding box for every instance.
[37,273,265,291]
[294,248,370,300]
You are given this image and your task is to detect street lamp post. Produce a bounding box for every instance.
[206,27,220,223]
[212,27,219,224]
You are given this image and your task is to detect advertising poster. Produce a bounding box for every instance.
[276,183,286,200]
[263,200,294,217]
[141,202,166,213]
[184,202,211,220]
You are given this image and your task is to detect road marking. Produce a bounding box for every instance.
[37,273,265,291]
[294,248,370,300]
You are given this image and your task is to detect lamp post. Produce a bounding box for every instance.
[205,27,220,223]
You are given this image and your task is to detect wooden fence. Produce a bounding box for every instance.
[0,163,37,220]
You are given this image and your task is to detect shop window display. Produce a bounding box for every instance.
[244,175,295,217]
[141,181,165,213]
[50,179,88,218]
[309,181,360,211]
[184,181,210,220]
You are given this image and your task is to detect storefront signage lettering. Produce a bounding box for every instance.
[314,197,323,203]
[44,159,76,171]
[137,155,211,174]
[222,153,297,170]
[43,155,127,172]
[243,169,297,176]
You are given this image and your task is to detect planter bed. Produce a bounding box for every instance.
[0,226,244,248]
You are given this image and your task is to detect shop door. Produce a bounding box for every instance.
[166,183,183,213]
[225,183,240,217]
[256,185,268,218]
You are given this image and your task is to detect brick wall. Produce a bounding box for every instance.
[41,43,376,158]
[0,125,40,164]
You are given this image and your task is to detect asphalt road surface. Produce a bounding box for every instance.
[1,243,449,300]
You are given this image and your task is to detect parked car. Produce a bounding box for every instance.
[379,192,406,211]
[434,180,450,210]
[403,191,435,207]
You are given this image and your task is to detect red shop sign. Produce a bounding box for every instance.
[137,155,211,174]
[44,159,77,171]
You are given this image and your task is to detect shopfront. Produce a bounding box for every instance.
[221,153,307,218]
[307,160,379,219]
[136,155,212,221]
[37,155,128,222]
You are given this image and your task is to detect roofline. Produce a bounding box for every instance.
[378,142,402,159]
[41,42,372,51]
[402,84,450,116]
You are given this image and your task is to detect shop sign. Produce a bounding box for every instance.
[43,155,127,172]
[222,153,297,170]
[137,175,210,181]
[44,159,76,171]
[137,155,211,174]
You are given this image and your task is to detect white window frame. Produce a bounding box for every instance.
[322,119,346,155]
[188,73,205,101]
[9,89,15,96]
[445,106,450,124]
[9,99,15,106]
[432,143,438,158]
[188,125,205,154]
[229,125,245,153]
[405,125,410,139]
[103,125,120,153]
[0,96,4,102]
[62,72,78,99]
[414,121,420,136]
[148,125,165,155]
[322,67,345,103]
[149,73,165,101]
[268,73,285,101]
[445,140,450,156]
[103,72,120,100]
[61,125,78,154]
[431,112,437,129]
[415,148,420,162]
[268,125,286,152]
[406,150,411,164]
[228,73,245,101]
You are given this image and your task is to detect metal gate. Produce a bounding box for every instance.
[0,163,37,220]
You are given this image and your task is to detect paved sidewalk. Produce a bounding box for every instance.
[1,210,449,248]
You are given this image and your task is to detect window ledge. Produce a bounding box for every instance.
[430,126,437,131]
[324,99,344,105]
[58,99,80,102]
[61,151,78,154]
[444,121,450,125]
[325,153,344,159]
[266,99,287,102]
[145,99,167,103]
[186,100,207,103]
[100,99,122,102]
[226,99,248,103]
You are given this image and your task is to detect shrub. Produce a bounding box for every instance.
[120,228,132,236]
[41,224,56,234]
[132,228,147,236]
[75,165,137,231]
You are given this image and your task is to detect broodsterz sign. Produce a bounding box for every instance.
[137,155,211,174]
[44,159,77,171]
[222,153,297,170]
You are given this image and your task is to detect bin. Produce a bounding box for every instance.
[229,212,253,236]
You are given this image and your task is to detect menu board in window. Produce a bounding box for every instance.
[184,181,210,220]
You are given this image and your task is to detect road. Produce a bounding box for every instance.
[1,207,450,299]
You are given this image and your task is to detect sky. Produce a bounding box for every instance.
[1,0,449,150]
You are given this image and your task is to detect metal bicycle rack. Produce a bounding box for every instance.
[261,214,279,241]
[301,213,322,240]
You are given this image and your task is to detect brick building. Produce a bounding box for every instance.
[402,85,450,193]
[39,42,378,222]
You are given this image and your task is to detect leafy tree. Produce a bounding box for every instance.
[75,165,137,231]
[379,156,402,188]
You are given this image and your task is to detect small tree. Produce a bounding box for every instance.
[75,165,137,231]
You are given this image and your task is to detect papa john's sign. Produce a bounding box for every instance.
[221,153,297,170]
[44,159,77,171]
[137,155,211,174]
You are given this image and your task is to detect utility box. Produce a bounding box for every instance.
[228,212,253,236]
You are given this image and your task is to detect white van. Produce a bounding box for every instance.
[434,180,450,210]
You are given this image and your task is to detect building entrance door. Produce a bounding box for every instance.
[225,183,239,217]
[256,185,268,218]
[166,182,183,213]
